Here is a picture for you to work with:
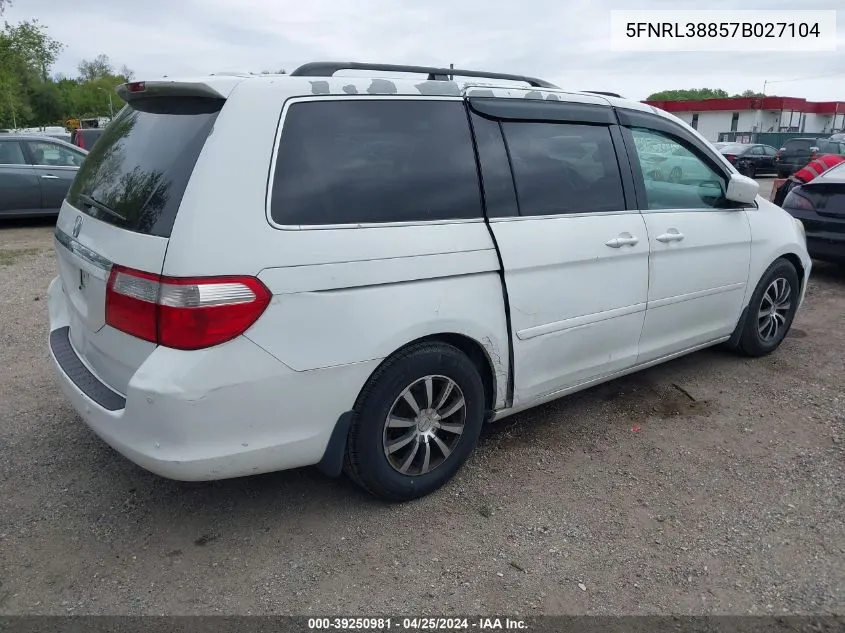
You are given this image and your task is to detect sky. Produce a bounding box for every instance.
[6,0,845,102]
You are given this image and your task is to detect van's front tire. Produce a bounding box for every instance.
[735,258,800,357]
[344,342,485,502]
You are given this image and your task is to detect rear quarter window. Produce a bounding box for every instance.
[269,99,482,226]
[67,97,223,237]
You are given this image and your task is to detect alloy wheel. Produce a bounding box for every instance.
[757,277,792,342]
[382,375,466,476]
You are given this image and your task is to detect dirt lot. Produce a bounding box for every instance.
[0,218,843,616]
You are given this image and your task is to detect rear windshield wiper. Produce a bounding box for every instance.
[78,194,127,221]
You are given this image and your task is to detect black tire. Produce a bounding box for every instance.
[746,163,756,178]
[344,342,486,502]
[735,258,800,357]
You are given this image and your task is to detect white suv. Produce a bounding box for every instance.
[47,62,811,501]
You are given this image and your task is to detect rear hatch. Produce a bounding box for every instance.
[55,89,225,395]
[797,164,845,221]
[781,139,816,166]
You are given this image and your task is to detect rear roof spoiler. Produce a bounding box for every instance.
[115,79,241,101]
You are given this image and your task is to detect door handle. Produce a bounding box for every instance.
[41,174,59,180]
[605,234,639,248]
[656,230,685,243]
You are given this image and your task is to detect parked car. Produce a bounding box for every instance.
[639,144,715,183]
[775,137,845,177]
[70,127,105,151]
[46,63,811,501]
[718,143,778,177]
[0,134,87,218]
[828,133,845,142]
[782,161,845,263]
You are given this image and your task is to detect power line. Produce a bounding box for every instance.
[766,71,845,85]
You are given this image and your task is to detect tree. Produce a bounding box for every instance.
[0,16,136,127]
[2,20,63,80]
[647,88,767,101]
[0,19,63,127]
[733,89,766,98]
[646,88,729,101]
[78,54,113,82]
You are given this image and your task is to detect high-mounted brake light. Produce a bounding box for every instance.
[126,81,146,93]
[105,265,271,350]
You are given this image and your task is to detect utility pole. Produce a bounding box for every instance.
[449,63,454,81]
[97,87,114,119]
[8,91,16,129]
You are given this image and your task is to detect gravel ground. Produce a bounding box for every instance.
[0,218,843,616]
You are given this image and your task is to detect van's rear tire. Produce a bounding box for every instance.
[734,258,800,357]
[344,342,485,502]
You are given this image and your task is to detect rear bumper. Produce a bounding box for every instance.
[806,235,845,262]
[47,275,378,481]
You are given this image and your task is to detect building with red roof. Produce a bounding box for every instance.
[641,96,845,142]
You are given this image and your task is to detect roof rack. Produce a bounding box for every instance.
[583,91,623,98]
[289,62,558,89]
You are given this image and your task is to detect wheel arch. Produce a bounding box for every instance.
[779,252,805,294]
[728,252,805,350]
[358,333,501,419]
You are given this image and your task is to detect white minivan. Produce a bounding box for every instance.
[47,63,811,501]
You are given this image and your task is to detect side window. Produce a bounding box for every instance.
[501,122,625,215]
[26,141,85,167]
[270,100,482,225]
[763,146,777,157]
[0,141,27,165]
[629,127,729,211]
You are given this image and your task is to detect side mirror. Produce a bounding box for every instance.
[725,172,759,205]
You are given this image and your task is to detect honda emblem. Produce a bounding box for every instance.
[72,215,83,238]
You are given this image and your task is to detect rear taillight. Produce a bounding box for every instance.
[725,154,736,163]
[105,265,271,350]
[76,134,85,150]
[783,191,814,211]
[126,81,146,93]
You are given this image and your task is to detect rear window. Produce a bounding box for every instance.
[718,144,747,154]
[784,139,814,151]
[270,100,482,226]
[67,97,222,237]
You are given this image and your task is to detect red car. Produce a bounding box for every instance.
[70,128,105,151]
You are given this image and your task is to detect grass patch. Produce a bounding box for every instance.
[0,248,41,266]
